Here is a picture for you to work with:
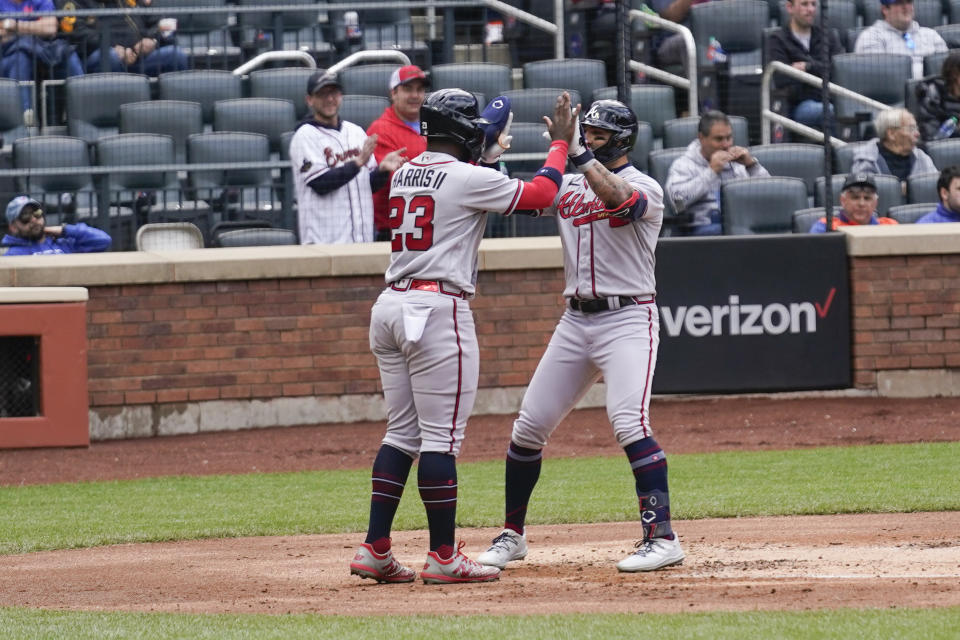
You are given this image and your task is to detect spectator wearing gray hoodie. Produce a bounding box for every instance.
[664,110,769,236]
[850,108,936,187]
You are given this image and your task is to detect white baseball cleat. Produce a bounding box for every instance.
[616,535,685,572]
[349,542,416,583]
[477,528,528,568]
[421,542,501,584]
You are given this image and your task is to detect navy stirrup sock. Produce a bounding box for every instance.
[504,441,542,535]
[364,444,414,547]
[624,437,674,540]
[418,452,458,552]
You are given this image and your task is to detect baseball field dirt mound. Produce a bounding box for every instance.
[0,512,957,615]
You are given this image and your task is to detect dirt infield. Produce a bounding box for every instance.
[1,395,959,615]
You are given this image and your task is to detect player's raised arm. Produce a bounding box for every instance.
[511,93,575,210]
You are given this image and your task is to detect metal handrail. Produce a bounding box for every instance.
[761,60,890,146]
[328,50,411,73]
[627,9,697,117]
[232,51,316,76]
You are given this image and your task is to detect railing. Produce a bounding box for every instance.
[627,9,697,117]
[761,60,891,146]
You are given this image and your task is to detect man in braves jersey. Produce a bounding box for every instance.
[478,96,686,573]
[289,70,407,245]
[349,89,577,585]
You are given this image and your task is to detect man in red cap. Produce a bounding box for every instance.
[366,64,430,241]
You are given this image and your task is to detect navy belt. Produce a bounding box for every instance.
[568,295,654,313]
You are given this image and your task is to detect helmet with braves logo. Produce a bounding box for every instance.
[581,99,638,164]
[420,88,490,162]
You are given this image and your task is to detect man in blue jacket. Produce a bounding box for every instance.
[917,165,960,223]
[2,195,111,255]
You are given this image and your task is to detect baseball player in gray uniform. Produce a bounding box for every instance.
[478,96,685,573]
[349,89,577,584]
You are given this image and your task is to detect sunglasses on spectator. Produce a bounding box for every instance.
[17,209,44,223]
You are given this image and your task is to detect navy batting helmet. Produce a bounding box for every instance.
[581,99,638,164]
[420,89,490,162]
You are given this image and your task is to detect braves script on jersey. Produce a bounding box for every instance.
[289,119,378,244]
[542,165,664,298]
[383,151,525,295]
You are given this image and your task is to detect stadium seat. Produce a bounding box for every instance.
[13,135,96,225]
[65,73,151,142]
[501,122,549,175]
[339,64,399,99]
[792,207,826,233]
[120,100,203,163]
[135,222,205,250]
[429,63,512,100]
[721,176,808,235]
[647,147,686,223]
[354,4,429,65]
[213,98,297,155]
[235,0,332,63]
[249,67,317,120]
[158,70,243,127]
[151,0,241,69]
[934,23,960,49]
[830,53,912,138]
[187,131,276,223]
[96,133,184,249]
[593,85,676,141]
[503,88,582,124]
[690,0,768,70]
[341,95,390,131]
[662,116,749,149]
[923,51,949,78]
[887,202,937,223]
[925,138,960,171]
[0,78,30,144]
[631,122,654,173]
[749,143,826,198]
[522,58,607,104]
[216,227,298,246]
[815,173,905,216]
[833,142,862,174]
[907,171,940,204]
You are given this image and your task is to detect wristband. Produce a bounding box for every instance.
[569,147,596,171]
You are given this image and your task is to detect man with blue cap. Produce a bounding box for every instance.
[2,196,112,256]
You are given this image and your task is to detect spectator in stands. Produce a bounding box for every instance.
[366,65,428,242]
[851,108,936,185]
[289,71,408,245]
[0,0,84,125]
[916,165,960,223]
[648,0,702,69]
[914,50,960,142]
[766,0,843,131]
[502,0,556,67]
[854,0,946,80]
[2,195,111,255]
[63,0,187,75]
[665,110,769,236]
[809,173,897,232]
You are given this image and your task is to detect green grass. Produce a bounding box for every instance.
[1,441,957,555]
[1,608,959,639]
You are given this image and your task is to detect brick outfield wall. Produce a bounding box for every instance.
[82,253,960,412]
[85,269,567,410]
[849,254,960,389]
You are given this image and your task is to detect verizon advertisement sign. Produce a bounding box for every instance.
[653,234,850,393]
